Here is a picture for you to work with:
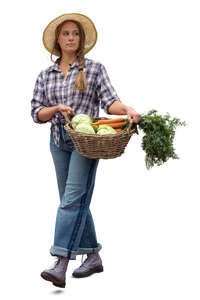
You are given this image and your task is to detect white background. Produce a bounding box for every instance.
[0,0,199,299]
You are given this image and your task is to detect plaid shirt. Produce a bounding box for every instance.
[31,58,120,147]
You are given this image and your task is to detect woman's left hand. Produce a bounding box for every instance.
[126,107,141,124]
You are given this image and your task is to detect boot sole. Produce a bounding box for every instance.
[41,271,66,288]
[72,265,104,278]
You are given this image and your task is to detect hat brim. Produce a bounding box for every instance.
[43,13,98,57]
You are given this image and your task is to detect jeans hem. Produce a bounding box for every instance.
[50,243,102,260]
[76,243,102,255]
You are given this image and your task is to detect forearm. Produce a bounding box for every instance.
[107,100,141,123]
[38,106,59,122]
[107,100,132,115]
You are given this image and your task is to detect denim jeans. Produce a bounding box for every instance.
[49,124,102,260]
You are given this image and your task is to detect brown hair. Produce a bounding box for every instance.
[50,20,87,93]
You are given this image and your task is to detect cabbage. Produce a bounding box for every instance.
[98,124,113,130]
[97,128,117,135]
[97,124,117,134]
[97,129,110,135]
[75,123,95,134]
[71,114,92,129]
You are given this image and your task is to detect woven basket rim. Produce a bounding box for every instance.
[64,123,137,137]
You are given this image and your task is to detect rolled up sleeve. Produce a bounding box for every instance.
[96,63,121,114]
[31,71,48,123]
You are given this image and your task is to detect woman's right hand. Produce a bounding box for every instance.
[56,104,75,116]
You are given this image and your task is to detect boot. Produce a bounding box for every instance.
[41,256,69,288]
[72,252,103,278]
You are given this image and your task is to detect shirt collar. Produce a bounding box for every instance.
[50,58,79,73]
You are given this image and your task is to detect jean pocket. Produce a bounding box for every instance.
[65,138,75,152]
[61,126,70,141]
[61,127,76,151]
[61,126,74,143]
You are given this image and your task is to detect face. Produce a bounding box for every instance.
[57,21,80,55]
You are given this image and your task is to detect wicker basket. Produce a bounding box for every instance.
[63,112,138,159]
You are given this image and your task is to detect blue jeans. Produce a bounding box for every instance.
[49,124,102,260]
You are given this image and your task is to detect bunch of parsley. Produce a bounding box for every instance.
[130,109,186,169]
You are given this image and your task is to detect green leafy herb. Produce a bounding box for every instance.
[135,109,187,169]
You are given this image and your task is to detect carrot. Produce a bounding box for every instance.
[97,118,124,124]
[115,128,122,132]
[108,121,127,129]
[92,117,124,126]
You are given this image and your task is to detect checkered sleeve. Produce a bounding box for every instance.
[31,71,48,124]
[96,63,121,114]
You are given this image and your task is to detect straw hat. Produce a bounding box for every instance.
[43,13,98,57]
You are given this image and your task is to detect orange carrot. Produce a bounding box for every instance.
[108,121,127,129]
[98,118,124,124]
[92,118,124,126]
[115,128,122,132]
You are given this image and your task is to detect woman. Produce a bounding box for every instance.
[31,13,141,288]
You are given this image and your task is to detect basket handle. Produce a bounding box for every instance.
[62,111,72,126]
[127,121,139,134]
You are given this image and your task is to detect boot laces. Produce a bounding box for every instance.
[81,254,89,265]
[49,256,60,269]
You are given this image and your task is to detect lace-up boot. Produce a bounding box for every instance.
[72,253,103,278]
[41,256,69,288]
